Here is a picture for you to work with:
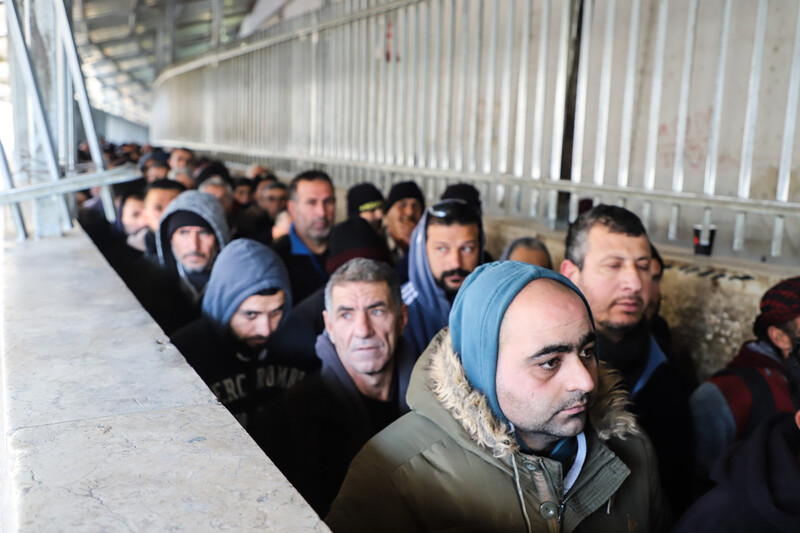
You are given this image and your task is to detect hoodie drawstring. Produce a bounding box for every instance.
[511,455,533,533]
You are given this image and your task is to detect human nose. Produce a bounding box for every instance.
[563,355,595,394]
[353,311,373,338]
[253,315,274,337]
[620,263,643,293]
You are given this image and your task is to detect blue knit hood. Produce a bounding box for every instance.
[449,261,595,424]
[201,238,292,335]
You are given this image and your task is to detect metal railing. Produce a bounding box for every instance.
[153,0,800,263]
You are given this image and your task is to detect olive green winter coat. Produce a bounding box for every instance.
[326,329,671,533]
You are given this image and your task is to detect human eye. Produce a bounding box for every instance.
[538,357,561,371]
[637,259,651,271]
[269,308,283,318]
[462,245,476,254]
[243,311,259,319]
[371,308,386,317]
[437,245,449,254]
[579,346,596,359]
[340,311,352,320]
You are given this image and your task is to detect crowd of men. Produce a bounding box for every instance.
[77,142,800,532]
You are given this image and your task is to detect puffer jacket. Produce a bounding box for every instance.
[326,329,671,533]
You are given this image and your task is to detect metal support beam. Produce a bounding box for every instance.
[0,139,28,240]
[6,0,72,235]
[53,0,116,222]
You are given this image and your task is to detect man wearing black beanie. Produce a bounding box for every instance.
[347,183,385,232]
[383,181,425,263]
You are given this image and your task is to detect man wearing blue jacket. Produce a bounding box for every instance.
[401,199,483,357]
[171,239,318,430]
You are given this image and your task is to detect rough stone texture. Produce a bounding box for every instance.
[1,228,328,532]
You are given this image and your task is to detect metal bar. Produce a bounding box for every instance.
[734,0,768,251]
[531,0,550,181]
[8,0,73,231]
[376,13,386,164]
[0,166,140,205]
[497,0,515,175]
[570,0,593,221]
[703,0,732,198]
[0,139,28,240]
[416,1,429,167]
[405,3,417,166]
[667,0,698,240]
[481,0,499,174]
[466,0,483,173]
[453,0,469,172]
[547,0,571,225]
[641,0,669,226]
[592,0,615,186]
[368,9,379,163]
[439,0,454,170]
[388,11,399,165]
[428,0,442,169]
[513,0,532,178]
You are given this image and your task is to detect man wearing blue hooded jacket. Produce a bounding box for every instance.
[171,239,318,430]
[401,199,483,357]
[327,262,670,532]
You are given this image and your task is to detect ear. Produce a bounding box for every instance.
[399,304,409,334]
[287,199,297,218]
[795,411,800,431]
[767,325,793,358]
[560,258,581,283]
[323,310,333,338]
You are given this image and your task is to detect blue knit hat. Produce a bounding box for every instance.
[449,261,595,424]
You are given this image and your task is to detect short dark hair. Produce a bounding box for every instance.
[565,204,648,269]
[289,170,333,201]
[650,243,664,279]
[233,177,255,191]
[500,237,553,269]
[145,179,186,194]
[324,258,402,315]
[254,287,281,297]
[266,181,288,193]
[424,199,481,232]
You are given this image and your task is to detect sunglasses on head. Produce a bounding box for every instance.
[427,199,480,219]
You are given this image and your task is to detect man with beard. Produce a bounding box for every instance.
[155,190,230,307]
[400,199,482,357]
[272,170,336,302]
[327,263,669,532]
[560,204,693,513]
[171,239,318,430]
[690,277,800,479]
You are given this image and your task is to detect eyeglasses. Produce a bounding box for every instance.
[427,199,480,220]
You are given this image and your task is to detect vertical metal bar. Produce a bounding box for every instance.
[547,0,571,225]
[734,0,768,251]
[211,0,222,48]
[427,0,441,169]
[453,1,469,171]
[641,0,669,226]
[9,0,72,230]
[416,1,429,168]
[439,0,454,170]
[703,0,732,199]
[513,0,532,178]
[773,1,800,256]
[392,9,403,165]
[466,0,483,173]
[667,0,698,240]
[376,13,386,164]
[592,0,615,186]
[481,1,499,174]
[368,9,379,163]
[0,139,28,240]
[386,13,397,166]
[345,0,356,160]
[531,0,551,181]
[497,0,515,175]
[570,0,593,222]
[359,1,369,160]
[406,3,417,166]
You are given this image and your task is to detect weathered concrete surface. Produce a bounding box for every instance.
[0,228,328,532]
[484,217,800,384]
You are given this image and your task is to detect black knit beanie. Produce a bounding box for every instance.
[384,181,425,213]
[347,183,385,218]
[326,217,393,274]
[166,210,213,239]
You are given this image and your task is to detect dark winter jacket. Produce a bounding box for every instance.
[327,330,671,533]
[691,340,795,477]
[271,224,329,303]
[674,412,800,533]
[252,332,416,516]
[171,239,317,429]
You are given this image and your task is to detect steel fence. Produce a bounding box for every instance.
[152,0,800,263]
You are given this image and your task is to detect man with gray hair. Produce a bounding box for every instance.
[251,257,415,517]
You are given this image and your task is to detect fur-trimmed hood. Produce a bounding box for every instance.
[409,329,640,458]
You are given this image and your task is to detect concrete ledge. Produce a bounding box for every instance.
[1,229,328,532]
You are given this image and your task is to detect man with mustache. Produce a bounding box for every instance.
[560,204,693,514]
[327,263,669,532]
[400,199,483,357]
[272,170,336,303]
[171,239,318,430]
[251,258,414,516]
